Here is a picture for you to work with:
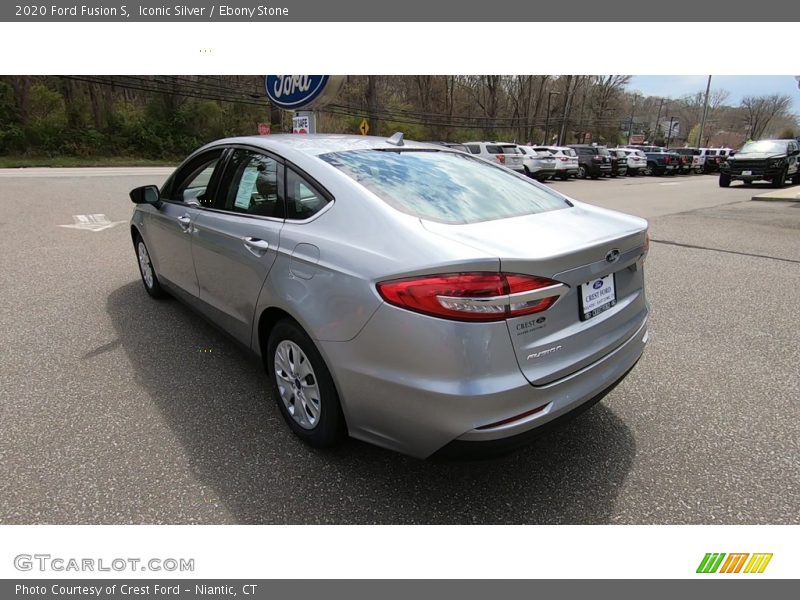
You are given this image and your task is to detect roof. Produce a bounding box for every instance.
[200,134,439,157]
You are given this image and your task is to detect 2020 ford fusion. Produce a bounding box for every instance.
[129,134,649,458]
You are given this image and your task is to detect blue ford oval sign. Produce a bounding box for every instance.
[265,75,334,110]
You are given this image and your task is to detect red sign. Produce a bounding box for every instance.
[257,123,271,135]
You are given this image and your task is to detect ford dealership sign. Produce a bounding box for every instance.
[265,75,344,110]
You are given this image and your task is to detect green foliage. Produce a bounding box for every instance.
[687,124,701,147]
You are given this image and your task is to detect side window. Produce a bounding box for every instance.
[171,150,225,206]
[465,144,480,154]
[219,149,284,218]
[286,168,329,220]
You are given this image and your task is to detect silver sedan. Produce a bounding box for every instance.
[129,134,649,458]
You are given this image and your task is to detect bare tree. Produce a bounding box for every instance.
[741,94,792,139]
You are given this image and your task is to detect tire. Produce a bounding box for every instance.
[577,165,587,179]
[771,167,787,188]
[267,319,345,448]
[644,163,654,176]
[134,234,166,299]
[792,170,800,185]
[523,166,532,178]
[719,173,731,188]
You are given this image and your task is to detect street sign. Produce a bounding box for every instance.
[257,123,271,135]
[293,115,310,134]
[359,118,369,136]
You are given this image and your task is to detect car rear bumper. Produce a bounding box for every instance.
[319,303,649,458]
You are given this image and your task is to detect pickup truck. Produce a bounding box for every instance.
[625,145,680,176]
[719,139,800,187]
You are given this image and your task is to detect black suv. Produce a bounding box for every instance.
[719,139,800,188]
[568,145,612,179]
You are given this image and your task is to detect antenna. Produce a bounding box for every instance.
[386,132,404,147]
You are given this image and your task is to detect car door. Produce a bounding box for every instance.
[144,148,225,297]
[191,148,285,346]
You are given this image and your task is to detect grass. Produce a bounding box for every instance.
[0,156,177,168]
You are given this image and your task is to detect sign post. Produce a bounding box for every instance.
[265,75,345,135]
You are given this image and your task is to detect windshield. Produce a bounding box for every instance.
[319,149,570,225]
[739,141,788,154]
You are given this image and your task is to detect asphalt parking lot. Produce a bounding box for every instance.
[0,169,798,524]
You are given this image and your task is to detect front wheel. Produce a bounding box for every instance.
[267,319,345,448]
[134,235,166,298]
[792,170,800,185]
[719,173,731,188]
[771,167,787,188]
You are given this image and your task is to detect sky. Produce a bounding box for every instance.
[628,76,800,115]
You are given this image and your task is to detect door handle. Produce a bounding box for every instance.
[177,214,192,232]
[243,237,270,255]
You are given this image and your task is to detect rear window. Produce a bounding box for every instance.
[319,149,570,225]
[499,145,520,154]
[597,148,610,156]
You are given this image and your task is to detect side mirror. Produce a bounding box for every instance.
[791,149,800,156]
[130,185,161,206]
[728,151,736,157]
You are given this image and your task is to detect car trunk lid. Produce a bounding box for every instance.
[422,203,648,385]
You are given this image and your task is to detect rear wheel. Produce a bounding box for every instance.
[267,319,345,448]
[644,163,654,176]
[577,165,587,179]
[719,173,731,188]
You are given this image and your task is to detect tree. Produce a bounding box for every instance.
[741,94,792,139]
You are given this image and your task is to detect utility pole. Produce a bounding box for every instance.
[666,116,677,148]
[697,75,712,148]
[543,90,559,145]
[653,98,664,144]
[627,93,638,144]
[557,76,574,146]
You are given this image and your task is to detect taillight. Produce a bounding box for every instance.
[497,154,506,164]
[377,272,565,322]
[665,156,671,164]
[592,156,602,162]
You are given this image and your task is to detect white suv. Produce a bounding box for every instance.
[518,145,557,181]
[463,141,525,173]
[535,146,579,180]
[619,148,647,175]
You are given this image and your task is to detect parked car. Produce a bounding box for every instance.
[606,149,629,177]
[568,144,613,179]
[128,134,649,458]
[700,148,734,173]
[719,139,800,188]
[536,146,580,179]
[518,145,557,181]
[625,145,679,176]
[463,141,525,173]
[669,148,700,174]
[618,148,647,175]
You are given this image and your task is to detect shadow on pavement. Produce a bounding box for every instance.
[107,281,636,524]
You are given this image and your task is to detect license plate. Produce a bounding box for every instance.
[666,165,674,170]
[579,274,616,321]
[742,170,752,176]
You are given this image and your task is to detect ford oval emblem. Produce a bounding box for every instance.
[265,75,331,110]
[593,280,604,289]
[605,249,620,263]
